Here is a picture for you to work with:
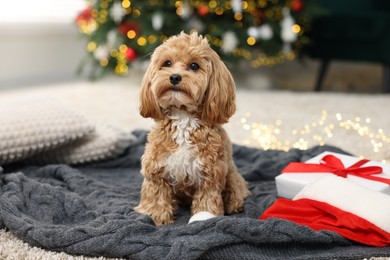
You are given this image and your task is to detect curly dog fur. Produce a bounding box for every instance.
[134,32,251,226]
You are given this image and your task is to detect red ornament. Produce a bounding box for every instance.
[76,7,93,24]
[118,21,140,36]
[125,47,137,61]
[252,9,264,26]
[291,0,303,12]
[197,5,209,16]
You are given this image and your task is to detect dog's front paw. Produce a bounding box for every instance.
[223,180,251,214]
[225,197,245,214]
[153,211,175,226]
[188,211,217,224]
[223,189,250,214]
[134,205,174,226]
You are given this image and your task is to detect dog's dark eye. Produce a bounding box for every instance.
[163,60,172,67]
[189,62,200,71]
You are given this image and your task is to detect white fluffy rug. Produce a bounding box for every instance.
[0,77,389,259]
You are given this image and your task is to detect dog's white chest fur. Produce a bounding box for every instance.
[164,111,203,187]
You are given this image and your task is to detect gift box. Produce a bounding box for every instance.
[275,151,390,199]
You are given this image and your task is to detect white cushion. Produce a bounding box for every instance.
[28,124,135,165]
[0,96,94,165]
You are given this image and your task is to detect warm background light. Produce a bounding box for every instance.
[0,0,85,23]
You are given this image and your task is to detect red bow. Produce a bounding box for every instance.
[282,154,389,185]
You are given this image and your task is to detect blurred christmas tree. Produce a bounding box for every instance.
[76,0,320,79]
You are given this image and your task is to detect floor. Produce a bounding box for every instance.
[234,58,385,93]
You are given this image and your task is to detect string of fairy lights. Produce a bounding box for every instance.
[239,110,390,163]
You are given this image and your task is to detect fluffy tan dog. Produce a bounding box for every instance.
[134,32,251,226]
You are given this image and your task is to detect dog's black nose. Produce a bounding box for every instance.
[170,74,182,85]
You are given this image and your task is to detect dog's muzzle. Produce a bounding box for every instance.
[170,74,182,85]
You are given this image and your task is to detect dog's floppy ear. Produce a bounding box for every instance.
[201,52,236,124]
[139,62,163,120]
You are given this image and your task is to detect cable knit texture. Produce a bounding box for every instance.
[1,131,390,259]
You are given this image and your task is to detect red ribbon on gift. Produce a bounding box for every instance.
[282,154,390,185]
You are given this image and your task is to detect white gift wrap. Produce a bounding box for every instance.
[275,151,390,199]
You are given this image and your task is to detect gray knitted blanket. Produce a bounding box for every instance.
[1,130,389,259]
